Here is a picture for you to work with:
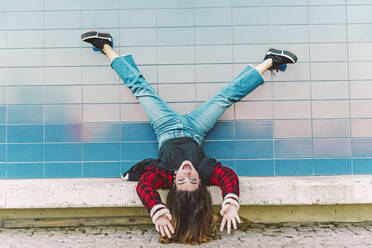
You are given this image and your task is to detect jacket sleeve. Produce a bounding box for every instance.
[136,167,173,223]
[209,164,240,210]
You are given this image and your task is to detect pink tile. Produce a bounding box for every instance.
[351,100,372,118]
[312,100,350,118]
[274,120,312,138]
[236,101,272,119]
[274,101,311,119]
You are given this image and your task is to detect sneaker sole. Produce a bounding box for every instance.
[81,31,112,42]
[267,48,298,63]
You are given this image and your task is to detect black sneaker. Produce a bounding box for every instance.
[264,48,297,72]
[81,31,113,51]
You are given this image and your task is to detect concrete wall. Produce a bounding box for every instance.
[0,0,372,178]
[1,176,372,226]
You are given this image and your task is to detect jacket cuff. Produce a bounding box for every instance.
[150,204,170,223]
[222,193,240,210]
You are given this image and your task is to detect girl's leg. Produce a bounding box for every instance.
[184,61,271,139]
[185,47,297,141]
[102,45,181,142]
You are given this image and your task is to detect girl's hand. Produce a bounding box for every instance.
[154,213,175,238]
[220,204,241,234]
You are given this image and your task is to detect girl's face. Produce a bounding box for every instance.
[174,160,200,191]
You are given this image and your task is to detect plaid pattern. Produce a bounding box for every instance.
[136,166,173,213]
[136,164,239,213]
[209,164,240,198]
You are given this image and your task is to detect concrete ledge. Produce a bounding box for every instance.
[0,175,372,209]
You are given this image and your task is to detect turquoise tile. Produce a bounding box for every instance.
[122,122,156,141]
[83,162,121,178]
[0,106,5,124]
[0,163,5,178]
[121,161,138,175]
[217,159,236,171]
[0,125,5,143]
[46,124,82,142]
[121,142,158,161]
[7,125,43,143]
[236,120,272,139]
[7,144,44,162]
[353,159,372,175]
[46,144,82,162]
[45,163,82,178]
[205,121,235,141]
[235,140,273,159]
[7,163,44,179]
[203,141,235,159]
[276,159,313,176]
[313,159,352,175]
[84,143,121,162]
[236,160,274,176]
[0,144,5,162]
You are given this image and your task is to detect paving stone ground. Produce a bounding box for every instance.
[1,222,372,248]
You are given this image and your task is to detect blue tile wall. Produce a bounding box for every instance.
[121,161,137,175]
[45,124,82,142]
[83,162,120,178]
[1,1,372,178]
[83,143,121,162]
[46,144,82,162]
[121,142,158,161]
[235,141,273,159]
[121,123,156,141]
[7,163,44,179]
[275,140,313,158]
[45,163,82,178]
[7,125,43,143]
[0,126,5,143]
[217,160,236,171]
[0,106,5,125]
[0,145,5,162]
[235,120,272,139]
[236,160,274,176]
[203,141,235,159]
[0,164,5,179]
[7,144,44,163]
[351,139,372,157]
[353,159,372,175]
[7,105,43,125]
[313,159,352,176]
[275,159,313,176]
[205,121,235,141]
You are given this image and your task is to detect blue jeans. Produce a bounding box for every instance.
[111,55,264,148]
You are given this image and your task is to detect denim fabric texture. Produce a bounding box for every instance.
[111,55,264,148]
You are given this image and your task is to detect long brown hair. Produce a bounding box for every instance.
[159,185,217,245]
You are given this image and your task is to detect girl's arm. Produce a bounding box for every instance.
[136,167,173,223]
[209,164,240,210]
[209,164,241,234]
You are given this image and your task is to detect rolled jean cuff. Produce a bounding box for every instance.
[248,64,265,83]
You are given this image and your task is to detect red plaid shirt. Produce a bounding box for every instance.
[136,164,239,213]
